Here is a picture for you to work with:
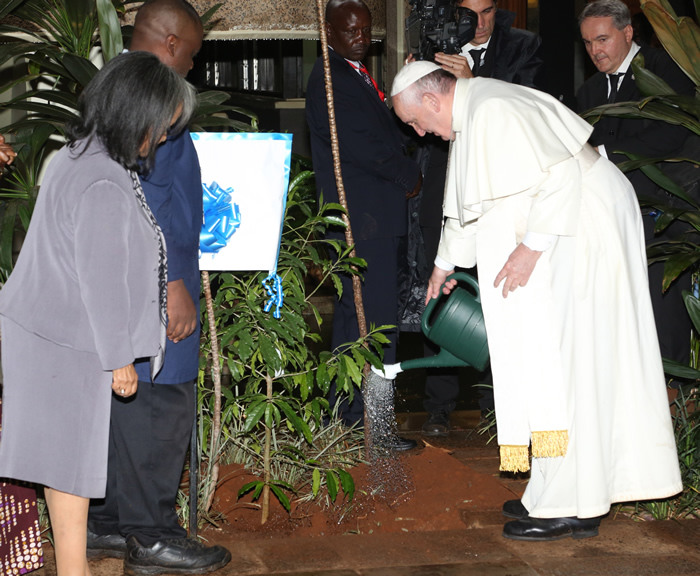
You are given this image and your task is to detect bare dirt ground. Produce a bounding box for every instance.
[33,418,700,576]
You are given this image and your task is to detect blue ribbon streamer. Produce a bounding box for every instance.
[262,273,284,319]
[200,181,241,254]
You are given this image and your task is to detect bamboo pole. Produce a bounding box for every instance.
[201,270,222,513]
[314,0,372,448]
[261,374,273,524]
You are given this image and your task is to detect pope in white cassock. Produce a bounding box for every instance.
[391,61,682,542]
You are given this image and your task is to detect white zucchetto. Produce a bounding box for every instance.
[391,60,442,97]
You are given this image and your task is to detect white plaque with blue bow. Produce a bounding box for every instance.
[192,132,292,273]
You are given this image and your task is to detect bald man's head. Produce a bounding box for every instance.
[130,0,203,77]
[324,0,372,61]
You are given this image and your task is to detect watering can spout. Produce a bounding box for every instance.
[400,348,470,371]
[396,271,490,374]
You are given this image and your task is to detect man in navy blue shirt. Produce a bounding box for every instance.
[87,1,231,574]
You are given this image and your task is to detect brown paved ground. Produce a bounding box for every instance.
[33,410,700,576]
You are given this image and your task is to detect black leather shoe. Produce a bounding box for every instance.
[87,528,127,559]
[502,499,529,519]
[421,411,450,437]
[503,516,601,541]
[381,435,418,451]
[124,536,232,575]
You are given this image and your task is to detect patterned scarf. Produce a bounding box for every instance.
[128,170,168,379]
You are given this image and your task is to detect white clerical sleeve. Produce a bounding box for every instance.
[527,155,583,237]
[437,217,478,269]
[522,230,556,251]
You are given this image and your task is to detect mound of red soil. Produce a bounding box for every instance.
[208,444,517,539]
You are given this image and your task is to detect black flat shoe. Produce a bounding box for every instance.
[421,411,450,437]
[87,528,127,558]
[502,499,529,519]
[381,435,418,451]
[124,536,231,575]
[503,516,601,541]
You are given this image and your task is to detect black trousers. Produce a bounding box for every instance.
[419,223,462,414]
[88,380,195,545]
[329,236,401,425]
[631,158,694,370]
[644,213,693,367]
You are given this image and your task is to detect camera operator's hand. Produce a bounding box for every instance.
[434,53,473,79]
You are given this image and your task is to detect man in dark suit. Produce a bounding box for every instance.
[409,0,544,437]
[576,0,695,371]
[306,0,421,442]
[432,0,544,86]
[87,1,231,574]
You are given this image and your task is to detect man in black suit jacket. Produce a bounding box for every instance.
[306,0,421,437]
[576,0,695,370]
[432,0,544,86]
[407,0,545,437]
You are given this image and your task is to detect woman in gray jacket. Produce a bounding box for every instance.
[0,51,196,575]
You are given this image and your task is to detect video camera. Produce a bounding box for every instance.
[405,0,478,61]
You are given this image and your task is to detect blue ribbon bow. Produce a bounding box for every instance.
[262,273,284,319]
[200,181,241,254]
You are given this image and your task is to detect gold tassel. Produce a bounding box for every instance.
[499,445,530,473]
[531,430,569,458]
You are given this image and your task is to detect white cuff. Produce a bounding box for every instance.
[522,231,556,251]
[434,254,455,271]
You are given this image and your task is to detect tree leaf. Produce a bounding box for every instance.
[662,252,700,290]
[270,484,291,511]
[662,358,700,379]
[199,2,223,28]
[312,468,321,497]
[238,480,264,500]
[243,400,267,432]
[0,202,18,280]
[337,468,355,501]
[343,354,362,385]
[631,53,675,96]
[615,151,695,205]
[0,0,30,19]
[96,0,123,61]
[325,470,338,501]
[61,52,99,87]
[683,290,700,333]
[277,398,312,443]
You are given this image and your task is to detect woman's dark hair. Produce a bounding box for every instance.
[65,51,197,173]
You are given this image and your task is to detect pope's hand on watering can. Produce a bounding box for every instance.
[494,243,542,298]
[425,265,457,305]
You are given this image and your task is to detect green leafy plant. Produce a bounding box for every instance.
[194,156,387,525]
[579,0,700,303]
[0,0,101,281]
[0,0,256,282]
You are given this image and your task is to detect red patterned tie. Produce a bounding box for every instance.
[350,61,385,102]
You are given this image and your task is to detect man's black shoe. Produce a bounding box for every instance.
[124,536,232,575]
[502,499,529,519]
[503,516,601,541]
[381,435,418,451]
[86,528,127,559]
[421,411,449,437]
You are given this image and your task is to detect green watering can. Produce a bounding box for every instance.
[375,272,490,380]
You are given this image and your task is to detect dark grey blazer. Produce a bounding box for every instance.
[0,138,161,371]
[480,10,545,89]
